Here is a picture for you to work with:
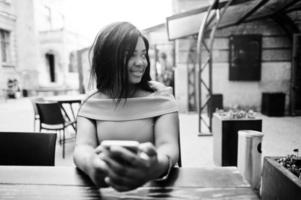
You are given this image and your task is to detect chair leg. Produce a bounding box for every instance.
[62,129,65,159]
[59,130,62,144]
[33,119,36,132]
[37,121,40,132]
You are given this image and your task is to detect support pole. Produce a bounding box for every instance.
[197,0,233,136]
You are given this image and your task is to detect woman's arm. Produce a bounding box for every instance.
[153,111,180,173]
[73,116,108,187]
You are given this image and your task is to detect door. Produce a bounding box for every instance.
[45,53,55,82]
[291,34,301,115]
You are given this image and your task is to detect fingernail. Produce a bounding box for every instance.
[104,177,110,184]
[98,153,106,160]
[139,152,150,161]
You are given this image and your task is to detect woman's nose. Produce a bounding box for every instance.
[135,57,145,65]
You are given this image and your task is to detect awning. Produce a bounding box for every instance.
[166,0,301,40]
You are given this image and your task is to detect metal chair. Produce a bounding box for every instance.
[0,132,57,166]
[30,97,44,131]
[36,101,76,158]
[178,133,182,167]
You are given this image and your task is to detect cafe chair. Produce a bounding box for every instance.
[36,101,77,158]
[0,131,57,166]
[30,97,44,131]
[178,133,182,167]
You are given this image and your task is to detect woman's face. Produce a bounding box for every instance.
[127,37,147,84]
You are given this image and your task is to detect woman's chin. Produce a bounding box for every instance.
[129,77,142,84]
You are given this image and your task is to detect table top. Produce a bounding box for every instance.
[44,94,86,103]
[0,166,259,199]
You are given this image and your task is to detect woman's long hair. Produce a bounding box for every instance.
[89,22,154,103]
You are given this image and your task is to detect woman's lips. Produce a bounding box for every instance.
[131,71,144,76]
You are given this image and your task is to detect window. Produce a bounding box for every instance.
[229,35,262,81]
[291,34,301,115]
[0,29,11,64]
[68,52,78,72]
[45,53,56,82]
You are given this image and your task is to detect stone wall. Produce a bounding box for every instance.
[0,0,17,91]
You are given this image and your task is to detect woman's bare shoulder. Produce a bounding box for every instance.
[134,89,153,97]
[82,90,110,102]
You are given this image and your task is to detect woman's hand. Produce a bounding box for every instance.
[86,146,110,187]
[100,142,163,191]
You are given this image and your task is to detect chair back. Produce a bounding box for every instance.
[30,97,44,117]
[36,102,65,125]
[0,132,57,166]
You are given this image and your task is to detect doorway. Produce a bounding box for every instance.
[45,53,55,82]
[291,34,301,115]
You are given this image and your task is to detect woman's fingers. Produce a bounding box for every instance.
[99,148,150,190]
[88,153,110,187]
[102,160,142,191]
[95,145,104,154]
[139,142,157,157]
[98,151,136,188]
[97,143,160,191]
[105,177,135,192]
[104,167,147,192]
[107,145,149,167]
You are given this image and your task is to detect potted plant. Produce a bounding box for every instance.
[261,149,301,200]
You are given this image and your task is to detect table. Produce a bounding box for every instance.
[45,95,85,130]
[0,166,259,199]
[213,113,262,166]
[33,87,78,96]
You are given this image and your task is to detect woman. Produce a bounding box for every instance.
[73,22,179,192]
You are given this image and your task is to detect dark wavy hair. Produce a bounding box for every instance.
[89,22,154,102]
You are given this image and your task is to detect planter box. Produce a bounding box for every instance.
[261,157,301,200]
[213,113,262,166]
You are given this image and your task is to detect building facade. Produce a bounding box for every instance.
[35,0,89,91]
[0,0,89,99]
[0,0,41,98]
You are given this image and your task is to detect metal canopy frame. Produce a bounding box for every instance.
[167,0,301,135]
[196,0,233,135]
[196,0,301,135]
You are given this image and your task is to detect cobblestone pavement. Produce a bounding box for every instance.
[0,98,300,167]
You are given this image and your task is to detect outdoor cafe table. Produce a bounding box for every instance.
[44,94,85,126]
[0,166,259,199]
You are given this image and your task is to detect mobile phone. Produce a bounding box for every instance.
[101,140,139,153]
